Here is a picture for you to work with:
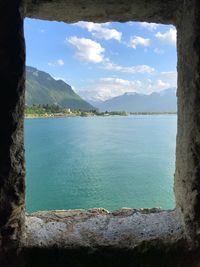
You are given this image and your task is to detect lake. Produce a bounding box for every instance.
[25,115,176,212]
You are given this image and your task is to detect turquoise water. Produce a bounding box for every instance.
[25,115,177,212]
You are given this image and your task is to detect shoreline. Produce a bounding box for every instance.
[25,112,177,119]
[25,114,78,119]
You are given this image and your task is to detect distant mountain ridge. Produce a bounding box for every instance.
[26,66,94,111]
[94,88,177,112]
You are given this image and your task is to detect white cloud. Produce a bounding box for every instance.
[155,28,177,45]
[57,59,64,66]
[129,36,151,49]
[144,79,171,95]
[139,22,159,31]
[103,61,154,74]
[156,79,170,89]
[78,77,142,101]
[78,77,172,101]
[160,71,177,87]
[48,59,65,67]
[161,71,177,78]
[53,76,67,83]
[67,36,104,63]
[74,22,122,41]
[154,48,164,54]
[39,29,45,33]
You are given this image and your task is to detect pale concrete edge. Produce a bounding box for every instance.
[21,208,187,249]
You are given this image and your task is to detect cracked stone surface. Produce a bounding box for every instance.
[24,209,184,249]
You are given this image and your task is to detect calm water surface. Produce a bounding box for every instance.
[25,115,176,212]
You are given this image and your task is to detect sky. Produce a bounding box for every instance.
[25,19,177,101]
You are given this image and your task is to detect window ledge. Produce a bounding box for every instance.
[22,208,185,249]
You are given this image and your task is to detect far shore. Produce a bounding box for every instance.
[25,114,78,119]
[25,112,177,119]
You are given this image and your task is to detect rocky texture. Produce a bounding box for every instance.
[175,0,200,243]
[21,209,200,267]
[0,1,25,266]
[22,209,195,267]
[25,0,178,24]
[23,209,183,248]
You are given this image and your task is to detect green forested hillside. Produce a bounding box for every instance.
[26,66,95,111]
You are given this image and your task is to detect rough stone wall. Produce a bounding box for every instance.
[25,0,178,24]
[175,0,200,243]
[21,209,200,267]
[23,209,183,248]
[0,1,25,266]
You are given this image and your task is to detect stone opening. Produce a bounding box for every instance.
[1,1,200,266]
[24,18,177,213]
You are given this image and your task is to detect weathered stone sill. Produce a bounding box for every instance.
[23,209,184,249]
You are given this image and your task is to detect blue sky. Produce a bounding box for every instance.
[25,19,177,101]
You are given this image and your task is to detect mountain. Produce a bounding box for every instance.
[95,88,177,112]
[26,66,95,111]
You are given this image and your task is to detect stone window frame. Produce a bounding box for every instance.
[1,1,200,266]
